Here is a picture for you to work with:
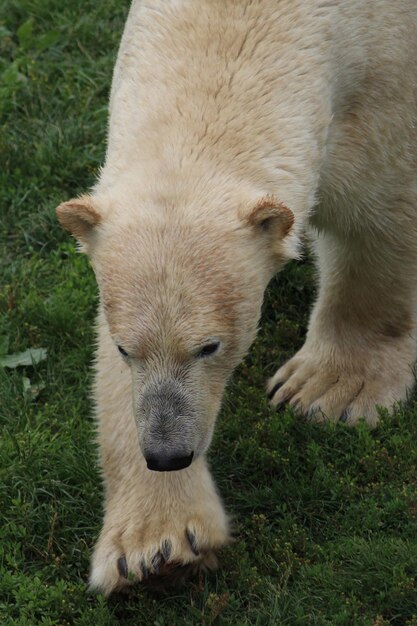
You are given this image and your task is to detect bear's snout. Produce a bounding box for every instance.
[138,378,199,467]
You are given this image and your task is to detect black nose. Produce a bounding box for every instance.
[145,451,194,472]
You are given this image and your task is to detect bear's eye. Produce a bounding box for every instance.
[117,345,128,357]
[197,341,221,359]
[259,216,272,231]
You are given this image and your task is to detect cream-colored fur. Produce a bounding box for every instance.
[56,0,417,594]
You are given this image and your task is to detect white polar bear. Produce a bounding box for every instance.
[57,0,417,595]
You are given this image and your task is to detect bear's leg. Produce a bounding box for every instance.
[267,226,417,425]
[89,322,229,596]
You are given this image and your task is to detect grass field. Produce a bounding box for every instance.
[1,1,417,624]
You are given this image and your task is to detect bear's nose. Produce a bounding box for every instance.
[145,451,194,472]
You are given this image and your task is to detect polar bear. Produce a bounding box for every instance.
[57,0,417,595]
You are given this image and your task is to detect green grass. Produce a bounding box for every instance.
[1,1,417,624]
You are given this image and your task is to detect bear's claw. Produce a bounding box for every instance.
[151,552,163,574]
[161,539,172,561]
[117,556,128,579]
[267,381,283,400]
[185,528,199,555]
[339,409,350,423]
[140,559,149,579]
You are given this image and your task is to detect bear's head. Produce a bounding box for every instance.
[56,189,298,471]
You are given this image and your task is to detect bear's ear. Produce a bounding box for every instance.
[56,195,100,244]
[245,194,294,235]
[242,194,299,259]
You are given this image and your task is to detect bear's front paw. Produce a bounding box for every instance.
[89,485,229,595]
[267,341,414,426]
